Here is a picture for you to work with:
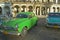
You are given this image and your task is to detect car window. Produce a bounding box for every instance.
[16,14,28,18]
[48,13,60,17]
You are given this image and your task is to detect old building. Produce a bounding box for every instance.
[0,0,60,17]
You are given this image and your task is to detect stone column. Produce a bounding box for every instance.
[19,6,21,12]
[56,0,58,4]
[25,7,26,12]
[33,6,36,15]
[49,7,50,13]
[12,8,17,17]
[26,6,28,12]
[34,6,36,16]
[45,7,47,16]
[40,7,41,16]
[56,7,57,12]
[20,6,22,12]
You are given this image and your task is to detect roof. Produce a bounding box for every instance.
[18,12,33,15]
[49,12,60,14]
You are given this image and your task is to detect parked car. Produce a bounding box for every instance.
[46,12,60,28]
[0,12,38,36]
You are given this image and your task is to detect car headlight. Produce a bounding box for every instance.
[15,25,18,31]
[16,25,18,28]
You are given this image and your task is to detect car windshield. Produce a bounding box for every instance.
[16,14,28,18]
[48,13,60,17]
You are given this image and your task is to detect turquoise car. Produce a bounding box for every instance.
[0,12,38,36]
[46,13,60,28]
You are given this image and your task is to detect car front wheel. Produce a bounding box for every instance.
[21,27,27,37]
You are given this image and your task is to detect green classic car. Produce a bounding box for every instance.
[0,12,38,36]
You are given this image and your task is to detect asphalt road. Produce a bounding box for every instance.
[0,18,60,40]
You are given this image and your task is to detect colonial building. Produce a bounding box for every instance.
[0,0,60,17]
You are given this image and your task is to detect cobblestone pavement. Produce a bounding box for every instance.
[0,18,60,40]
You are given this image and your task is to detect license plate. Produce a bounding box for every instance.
[54,26,58,28]
[3,31,8,35]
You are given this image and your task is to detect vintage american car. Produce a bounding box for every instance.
[0,12,38,36]
[46,13,60,28]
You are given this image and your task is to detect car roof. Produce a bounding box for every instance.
[18,12,33,15]
[49,12,60,14]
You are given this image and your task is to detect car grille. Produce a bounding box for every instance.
[0,26,15,30]
[0,25,4,29]
[4,27,14,30]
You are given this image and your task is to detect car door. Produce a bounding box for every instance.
[31,14,37,26]
[28,13,37,27]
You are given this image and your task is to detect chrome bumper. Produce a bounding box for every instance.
[46,24,60,28]
[0,30,21,36]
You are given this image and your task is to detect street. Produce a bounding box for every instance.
[0,18,60,40]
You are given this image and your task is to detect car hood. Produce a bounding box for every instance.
[3,18,28,28]
[47,17,60,24]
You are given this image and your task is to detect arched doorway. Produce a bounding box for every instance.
[21,6,26,12]
[41,7,46,15]
[53,7,55,12]
[14,5,20,13]
[0,7,2,15]
[46,7,50,14]
[28,6,33,12]
[36,6,40,16]
[57,7,59,12]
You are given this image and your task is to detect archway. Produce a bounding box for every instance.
[21,6,26,12]
[36,6,40,15]
[14,5,20,13]
[28,6,33,12]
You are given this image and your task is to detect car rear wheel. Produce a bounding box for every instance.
[21,27,27,37]
[35,21,38,26]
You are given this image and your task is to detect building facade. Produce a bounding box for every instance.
[0,0,60,17]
